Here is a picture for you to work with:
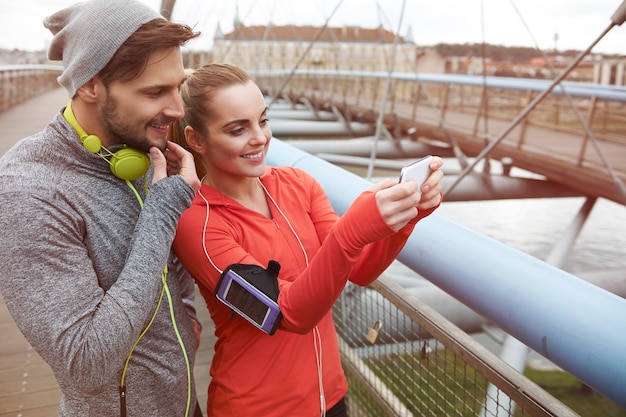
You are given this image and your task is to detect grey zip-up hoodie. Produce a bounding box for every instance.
[0,111,199,416]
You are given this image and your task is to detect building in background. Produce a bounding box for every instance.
[594,58,626,86]
[211,19,446,74]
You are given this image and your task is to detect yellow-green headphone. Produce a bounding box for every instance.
[63,102,150,181]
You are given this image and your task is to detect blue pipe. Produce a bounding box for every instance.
[267,138,626,408]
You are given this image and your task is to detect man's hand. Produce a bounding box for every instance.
[150,141,200,192]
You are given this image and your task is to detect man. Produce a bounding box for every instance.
[0,0,203,416]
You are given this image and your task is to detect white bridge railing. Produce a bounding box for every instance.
[0,65,63,113]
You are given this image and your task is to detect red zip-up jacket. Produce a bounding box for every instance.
[174,166,437,416]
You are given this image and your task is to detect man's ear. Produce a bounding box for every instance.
[185,126,206,155]
[75,78,99,104]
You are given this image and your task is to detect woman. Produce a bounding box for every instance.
[170,63,444,417]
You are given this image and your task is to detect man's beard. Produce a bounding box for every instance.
[100,93,168,153]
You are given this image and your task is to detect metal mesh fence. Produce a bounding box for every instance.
[332,275,579,417]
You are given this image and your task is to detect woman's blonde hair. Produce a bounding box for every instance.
[169,63,251,178]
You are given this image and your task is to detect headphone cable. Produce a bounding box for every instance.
[119,182,192,417]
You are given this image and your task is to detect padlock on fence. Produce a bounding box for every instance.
[365,320,382,344]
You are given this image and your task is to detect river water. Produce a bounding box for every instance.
[437,196,626,275]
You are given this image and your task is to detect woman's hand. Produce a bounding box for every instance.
[417,156,444,211]
[368,179,419,231]
[370,156,444,231]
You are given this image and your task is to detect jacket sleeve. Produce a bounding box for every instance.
[276,190,396,332]
[0,176,195,393]
[295,179,440,288]
[172,255,201,336]
[346,202,439,286]
[277,188,440,331]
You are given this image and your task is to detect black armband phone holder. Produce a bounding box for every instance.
[215,260,282,335]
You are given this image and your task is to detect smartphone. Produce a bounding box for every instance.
[399,155,433,188]
[215,269,282,335]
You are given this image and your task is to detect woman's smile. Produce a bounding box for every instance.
[241,149,264,160]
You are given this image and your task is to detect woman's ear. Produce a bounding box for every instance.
[184,126,205,155]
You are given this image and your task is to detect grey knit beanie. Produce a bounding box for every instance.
[44,0,163,97]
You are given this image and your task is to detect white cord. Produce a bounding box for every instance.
[258,179,309,266]
[313,325,326,416]
[197,187,223,275]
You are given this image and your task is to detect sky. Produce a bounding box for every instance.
[1,0,625,55]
